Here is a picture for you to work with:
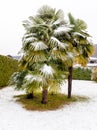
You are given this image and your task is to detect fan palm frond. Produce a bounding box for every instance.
[50,36,68,50]
[31,41,48,51]
[68,13,87,32]
[54,25,72,35]
[22,73,42,93]
[55,9,64,20]
[48,80,61,94]
[75,54,88,66]
[37,5,56,19]
[75,19,87,31]
[40,64,55,78]
[24,51,47,63]
[22,20,33,31]
[9,70,28,90]
[51,48,67,61]
[29,16,44,25]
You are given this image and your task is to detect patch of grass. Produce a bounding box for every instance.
[14,93,89,111]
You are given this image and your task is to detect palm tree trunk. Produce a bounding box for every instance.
[41,89,48,104]
[68,66,73,98]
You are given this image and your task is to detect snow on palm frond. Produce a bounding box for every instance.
[23,74,42,92]
[52,47,58,51]
[25,74,42,83]
[50,36,60,47]
[9,71,28,90]
[53,19,63,25]
[31,41,48,51]
[25,74,33,80]
[22,20,33,30]
[40,64,54,78]
[81,30,91,37]
[54,25,72,34]
[52,20,66,31]
[23,33,37,39]
[23,37,37,44]
[73,32,86,38]
[50,37,67,49]
[67,52,74,59]
[58,42,68,49]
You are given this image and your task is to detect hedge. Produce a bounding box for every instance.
[0,55,18,88]
[73,67,92,80]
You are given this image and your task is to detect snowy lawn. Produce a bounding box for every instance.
[0,80,97,130]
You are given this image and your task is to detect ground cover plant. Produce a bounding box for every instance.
[14,93,88,111]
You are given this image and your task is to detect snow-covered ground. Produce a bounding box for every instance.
[0,80,97,130]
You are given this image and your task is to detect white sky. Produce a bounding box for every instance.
[0,0,97,56]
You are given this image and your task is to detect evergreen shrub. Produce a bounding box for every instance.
[0,55,18,88]
[72,67,91,80]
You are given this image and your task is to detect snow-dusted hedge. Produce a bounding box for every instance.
[0,55,18,88]
[91,67,97,82]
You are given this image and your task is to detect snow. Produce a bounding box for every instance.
[25,74,33,80]
[31,42,48,51]
[51,36,67,49]
[0,80,97,130]
[73,32,86,38]
[87,63,97,67]
[73,63,97,68]
[25,74,41,82]
[23,37,36,43]
[40,64,54,78]
[90,57,97,61]
[67,52,74,59]
[51,36,60,45]
[54,25,72,33]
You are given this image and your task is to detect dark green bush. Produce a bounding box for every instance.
[73,67,92,80]
[0,55,18,88]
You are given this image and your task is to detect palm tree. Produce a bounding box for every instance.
[65,13,94,98]
[17,5,72,104]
